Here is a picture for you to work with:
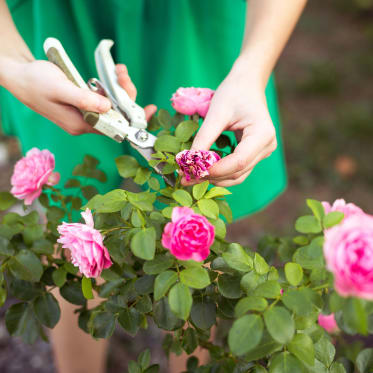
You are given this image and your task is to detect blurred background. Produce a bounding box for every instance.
[0,0,372,372]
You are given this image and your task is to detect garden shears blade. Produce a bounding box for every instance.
[43,37,175,186]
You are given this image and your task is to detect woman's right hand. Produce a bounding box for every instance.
[2,59,113,135]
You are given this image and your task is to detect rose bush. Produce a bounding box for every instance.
[0,100,372,373]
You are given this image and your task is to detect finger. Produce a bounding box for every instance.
[144,104,157,121]
[208,122,276,179]
[180,176,207,187]
[212,169,253,187]
[191,103,228,151]
[116,64,137,101]
[52,79,111,113]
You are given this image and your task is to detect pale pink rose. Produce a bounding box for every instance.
[318,313,339,333]
[10,148,60,205]
[323,213,373,299]
[162,207,215,262]
[176,149,220,181]
[322,199,363,219]
[171,87,214,118]
[57,209,112,278]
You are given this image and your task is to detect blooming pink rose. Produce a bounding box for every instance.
[176,149,220,181]
[162,207,215,262]
[322,199,363,219]
[323,213,373,299]
[171,87,214,117]
[10,148,60,205]
[57,209,112,278]
[318,313,339,333]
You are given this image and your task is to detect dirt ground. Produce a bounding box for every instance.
[0,1,372,372]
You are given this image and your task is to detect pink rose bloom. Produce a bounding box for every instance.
[162,207,215,262]
[323,213,373,299]
[10,148,60,205]
[322,199,363,219]
[171,87,214,118]
[318,313,339,333]
[176,149,220,181]
[57,209,112,278]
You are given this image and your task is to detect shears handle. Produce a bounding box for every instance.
[43,37,100,127]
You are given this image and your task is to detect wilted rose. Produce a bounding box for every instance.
[162,207,215,262]
[171,87,214,118]
[57,209,112,278]
[176,149,220,181]
[10,148,60,205]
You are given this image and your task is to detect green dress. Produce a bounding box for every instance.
[1,0,287,220]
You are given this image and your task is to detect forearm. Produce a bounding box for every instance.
[236,0,307,87]
[0,0,34,86]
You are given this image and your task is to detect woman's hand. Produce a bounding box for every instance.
[1,59,156,135]
[184,59,277,187]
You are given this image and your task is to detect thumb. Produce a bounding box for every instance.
[191,106,228,151]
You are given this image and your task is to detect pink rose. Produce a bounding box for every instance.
[322,199,363,219]
[162,207,215,262]
[323,213,373,299]
[57,209,112,278]
[318,313,339,333]
[176,149,220,181]
[171,87,214,118]
[10,148,60,205]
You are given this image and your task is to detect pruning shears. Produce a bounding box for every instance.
[43,37,175,186]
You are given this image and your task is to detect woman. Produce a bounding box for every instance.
[0,1,307,372]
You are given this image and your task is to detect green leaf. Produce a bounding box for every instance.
[115,155,140,178]
[288,333,315,366]
[154,271,178,301]
[190,299,216,330]
[82,277,94,300]
[235,296,268,317]
[211,218,226,239]
[8,249,43,282]
[128,192,156,212]
[52,268,66,288]
[138,348,151,370]
[245,330,282,361]
[228,314,263,356]
[134,168,151,185]
[356,348,373,373]
[269,352,303,373]
[60,282,86,306]
[118,308,141,336]
[282,288,314,316]
[218,274,242,299]
[90,311,116,339]
[314,336,335,368]
[264,306,295,344]
[0,192,18,211]
[329,362,346,373]
[324,211,344,229]
[154,135,181,153]
[284,262,303,286]
[254,253,269,275]
[134,275,155,294]
[84,189,127,213]
[175,120,199,142]
[148,177,160,191]
[295,215,322,234]
[180,267,210,289]
[153,298,182,331]
[33,293,61,328]
[307,199,325,221]
[158,109,173,129]
[128,361,141,373]
[0,236,14,256]
[135,295,152,314]
[143,255,174,275]
[253,367,268,373]
[192,181,209,200]
[5,302,41,344]
[204,186,231,199]
[182,327,198,354]
[168,283,192,320]
[130,227,156,260]
[216,199,233,224]
[197,199,219,219]
[254,280,282,299]
[172,189,193,207]
[222,243,253,272]
[342,297,368,335]
[293,244,324,270]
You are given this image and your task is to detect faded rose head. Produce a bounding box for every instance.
[162,207,215,262]
[171,87,214,118]
[57,209,112,278]
[176,149,220,181]
[318,313,339,333]
[11,148,60,205]
[322,199,363,220]
[323,212,373,299]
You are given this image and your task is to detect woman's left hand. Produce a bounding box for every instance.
[182,59,278,187]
